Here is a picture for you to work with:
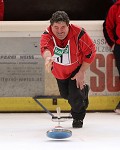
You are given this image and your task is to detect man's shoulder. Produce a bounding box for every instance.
[42,26,53,38]
[70,24,84,34]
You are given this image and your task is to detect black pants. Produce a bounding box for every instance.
[113,44,120,78]
[56,66,89,120]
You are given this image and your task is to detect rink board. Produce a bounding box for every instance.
[0,96,120,112]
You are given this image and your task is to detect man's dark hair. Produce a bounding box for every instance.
[50,11,70,26]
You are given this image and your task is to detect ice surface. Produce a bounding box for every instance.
[0,112,119,150]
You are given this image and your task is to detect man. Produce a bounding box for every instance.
[103,0,120,114]
[40,11,96,128]
[0,0,4,21]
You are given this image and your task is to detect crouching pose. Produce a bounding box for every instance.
[40,11,96,128]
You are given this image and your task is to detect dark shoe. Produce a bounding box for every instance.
[72,119,83,128]
[115,101,120,114]
[115,109,120,114]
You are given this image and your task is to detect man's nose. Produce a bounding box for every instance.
[57,28,62,33]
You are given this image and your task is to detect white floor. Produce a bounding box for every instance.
[0,112,119,150]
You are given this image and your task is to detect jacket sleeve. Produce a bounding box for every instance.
[0,0,4,21]
[103,5,117,47]
[78,30,96,64]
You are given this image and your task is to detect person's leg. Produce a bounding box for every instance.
[57,77,86,128]
[113,44,120,114]
[113,44,120,78]
[68,78,89,127]
[67,67,89,128]
[56,66,89,128]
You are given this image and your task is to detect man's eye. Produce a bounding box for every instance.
[61,27,65,30]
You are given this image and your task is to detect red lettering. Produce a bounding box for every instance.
[106,54,120,92]
[90,54,105,92]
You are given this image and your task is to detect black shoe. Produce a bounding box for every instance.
[72,119,83,128]
[115,101,120,114]
[115,101,120,109]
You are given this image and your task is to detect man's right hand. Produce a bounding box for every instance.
[45,57,54,73]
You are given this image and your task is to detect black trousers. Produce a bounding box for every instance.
[113,44,120,78]
[56,66,89,120]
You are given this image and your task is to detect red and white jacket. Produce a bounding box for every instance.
[40,24,96,79]
[103,0,120,47]
[0,0,4,21]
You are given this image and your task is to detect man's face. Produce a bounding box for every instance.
[51,21,69,40]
